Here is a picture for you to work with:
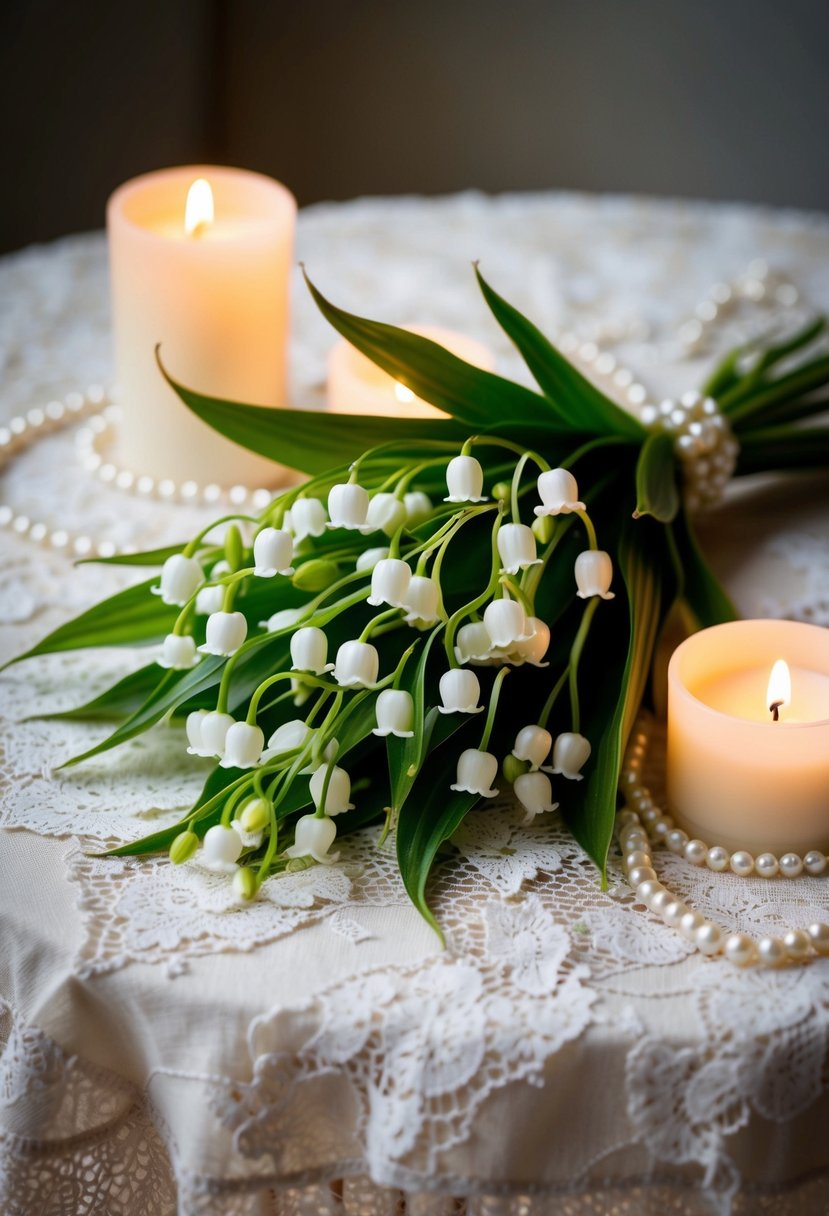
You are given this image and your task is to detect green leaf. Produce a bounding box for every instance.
[474,266,646,440]
[77,544,188,567]
[736,425,829,474]
[41,663,168,722]
[670,511,737,629]
[303,270,571,433]
[634,432,680,522]
[724,355,829,424]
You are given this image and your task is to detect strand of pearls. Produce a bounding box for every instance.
[618,722,829,968]
[675,259,804,356]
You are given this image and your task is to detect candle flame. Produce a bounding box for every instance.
[394,382,416,405]
[767,658,791,720]
[184,178,214,237]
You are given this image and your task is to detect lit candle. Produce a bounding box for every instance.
[327,325,495,418]
[667,620,829,855]
[107,166,296,487]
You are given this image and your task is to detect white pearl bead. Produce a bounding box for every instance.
[636,879,662,903]
[783,929,811,961]
[629,865,657,887]
[663,900,688,928]
[666,829,689,855]
[617,810,638,827]
[695,922,724,956]
[706,845,730,872]
[779,853,803,879]
[680,910,705,941]
[652,820,670,839]
[730,850,754,877]
[807,923,829,955]
[625,849,652,870]
[649,890,671,914]
[755,853,779,879]
[724,932,756,967]
[757,936,786,967]
[684,838,707,866]
[804,851,827,876]
[641,806,661,825]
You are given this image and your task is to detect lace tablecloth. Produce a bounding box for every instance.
[2,191,829,1216]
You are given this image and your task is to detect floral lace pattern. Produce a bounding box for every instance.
[2,192,829,1215]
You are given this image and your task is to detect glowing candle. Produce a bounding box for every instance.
[107,166,296,487]
[667,620,829,854]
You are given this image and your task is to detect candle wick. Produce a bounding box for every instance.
[769,700,782,722]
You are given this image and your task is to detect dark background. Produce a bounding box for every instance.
[2,0,828,255]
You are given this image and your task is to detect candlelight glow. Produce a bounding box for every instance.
[394,382,416,405]
[184,178,214,237]
[767,658,791,719]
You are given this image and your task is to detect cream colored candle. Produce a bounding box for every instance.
[327,325,495,418]
[107,166,296,487]
[667,620,829,855]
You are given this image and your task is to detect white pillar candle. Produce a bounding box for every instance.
[667,620,829,855]
[327,325,495,418]
[107,166,296,487]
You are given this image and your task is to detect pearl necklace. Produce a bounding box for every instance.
[618,720,829,968]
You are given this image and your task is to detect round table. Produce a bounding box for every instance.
[2,191,829,1216]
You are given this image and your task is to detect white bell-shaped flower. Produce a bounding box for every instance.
[253,527,294,577]
[497,523,542,575]
[356,546,390,572]
[263,718,312,761]
[158,633,198,670]
[201,824,243,873]
[290,626,333,674]
[438,668,483,714]
[199,610,248,656]
[534,468,585,517]
[511,617,551,667]
[260,606,304,633]
[483,597,532,648]
[367,557,411,608]
[574,550,615,600]
[309,764,355,816]
[195,584,225,616]
[291,496,328,541]
[185,709,209,756]
[220,722,265,769]
[199,710,235,757]
[547,731,592,780]
[512,724,553,770]
[373,688,415,737]
[404,574,440,627]
[445,454,486,503]
[333,639,380,687]
[366,492,407,537]
[404,490,433,526]
[514,771,559,825]
[454,621,494,664]
[152,553,204,606]
[284,814,339,864]
[327,482,372,532]
[451,748,499,797]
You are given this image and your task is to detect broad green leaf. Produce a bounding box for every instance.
[474,267,645,441]
[634,432,680,522]
[303,271,571,434]
[736,425,829,474]
[670,511,737,629]
[42,663,168,722]
[78,544,188,567]
[724,355,829,424]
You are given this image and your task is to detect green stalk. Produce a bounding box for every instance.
[480,667,510,751]
[568,598,599,734]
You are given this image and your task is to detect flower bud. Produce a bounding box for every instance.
[497,523,541,575]
[356,546,390,572]
[253,527,294,577]
[202,824,243,873]
[373,688,415,737]
[293,559,340,591]
[445,454,486,503]
[531,515,555,544]
[368,557,411,608]
[199,710,235,757]
[327,482,371,531]
[169,829,199,864]
[291,496,328,541]
[404,574,440,627]
[438,668,483,714]
[492,480,512,503]
[514,771,559,824]
[333,639,380,687]
[548,732,592,780]
[502,754,529,784]
[512,724,553,770]
[535,468,585,517]
[185,709,209,755]
[483,598,531,648]
[153,553,203,606]
[220,722,265,769]
[454,621,493,664]
[232,866,258,902]
[574,550,615,600]
[290,626,333,674]
[195,584,225,616]
[450,748,499,797]
[199,610,248,657]
[224,524,244,572]
[309,765,355,816]
[239,797,270,834]
[264,718,312,760]
[403,491,433,526]
[158,633,198,670]
[366,492,407,537]
[285,814,339,863]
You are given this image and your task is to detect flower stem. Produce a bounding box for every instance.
[539,666,569,730]
[574,509,598,551]
[568,598,599,734]
[480,667,510,751]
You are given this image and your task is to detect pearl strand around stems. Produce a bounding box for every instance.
[618,722,829,968]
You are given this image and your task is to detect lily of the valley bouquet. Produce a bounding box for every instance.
[12,269,829,933]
